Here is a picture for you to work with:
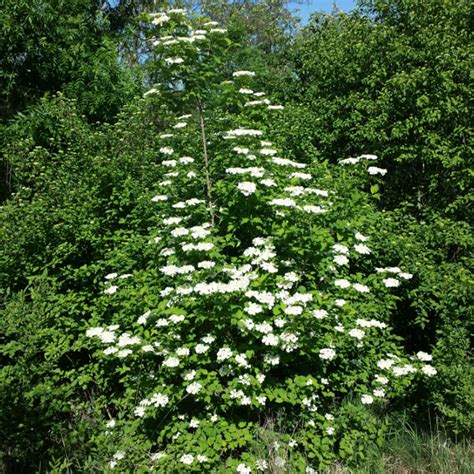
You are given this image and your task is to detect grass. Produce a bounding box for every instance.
[351,414,474,474]
[242,412,473,474]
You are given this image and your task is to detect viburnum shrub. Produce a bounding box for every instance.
[82,9,437,472]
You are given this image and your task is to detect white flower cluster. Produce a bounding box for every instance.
[339,154,378,165]
[224,128,263,139]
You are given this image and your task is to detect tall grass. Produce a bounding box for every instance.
[354,413,474,474]
[241,412,473,474]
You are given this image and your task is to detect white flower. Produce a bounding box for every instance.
[235,354,250,367]
[268,105,284,110]
[171,227,189,237]
[359,154,378,160]
[421,365,437,376]
[368,166,387,176]
[272,157,306,169]
[159,147,174,155]
[319,348,336,360]
[353,283,370,293]
[150,452,166,461]
[270,198,296,207]
[400,272,413,280]
[233,70,256,77]
[180,454,194,465]
[117,349,132,358]
[104,285,118,294]
[339,157,360,165]
[285,305,303,315]
[86,326,104,337]
[361,394,374,405]
[163,217,182,225]
[137,311,151,325]
[354,244,371,254]
[165,57,184,65]
[189,418,200,428]
[334,279,351,289]
[264,354,280,366]
[242,319,255,330]
[195,344,209,354]
[355,232,369,241]
[256,322,273,334]
[99,330,116,343]
[335,298,346,307]
[383,278,400,288]
[236,463,252,474]
[349,328,365,340]
[151,194,168,202]
[245,99,271,107]
[333,244,349,254]
[224,128,262,138]
[233,146,250,154]
[357,318,387,329]
[377,359,395,370]
[169,314,185,324]
[326,427,335,435]
[290,172,312,180]
[313,309,328,319]
[238,181,257,196]
[162,357,180,368]
[333,255,349,265]
[260,148,278,156]
[162,160,177,167]
[244,303,263,316]
[217,347,233,361]
[113,451,125,462]
[150,392,169,407]
[184,370,196,381]
[197,454,208,463]
[143,88,159,97]
[176,347,190,357]
[106,419,116,428]
[416,351,432,362]
[239,88,254,94]
[375,375,389,384]
[186,382,202,394]
[105,272,118,280]
[303,205,326,213]
[262,334,279,346]
[260,179,276,187]
[202,335,216,344]
[103,347,118,355]
[373,389,385,397]
[151,13,170,25]
[256,459,268,471]
[117,333,141,347]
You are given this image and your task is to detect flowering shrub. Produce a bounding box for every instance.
[74,9,443,472]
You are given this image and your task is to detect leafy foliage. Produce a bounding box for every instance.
[0,1,472,472]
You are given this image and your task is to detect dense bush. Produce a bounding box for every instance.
[0,2,471,472]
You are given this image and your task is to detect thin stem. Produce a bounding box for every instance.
[197,100,215,226]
